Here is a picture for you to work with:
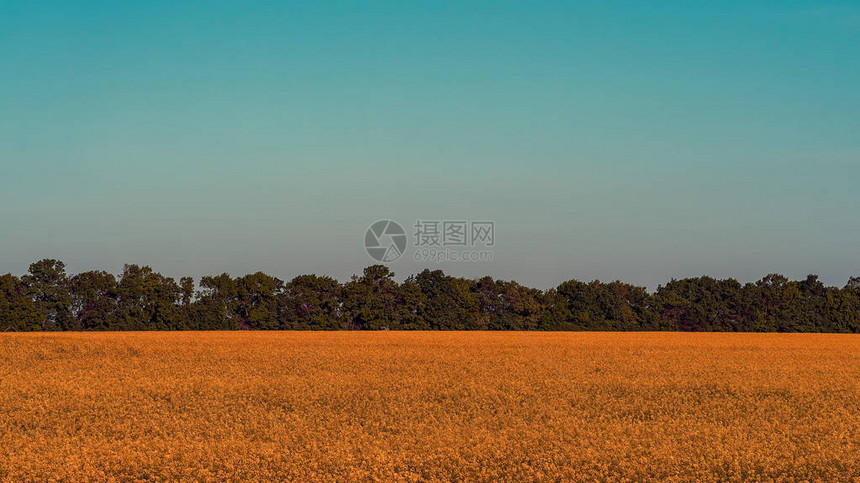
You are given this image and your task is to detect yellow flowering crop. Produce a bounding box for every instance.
[0,332,857,482]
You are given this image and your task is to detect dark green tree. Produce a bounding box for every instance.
[472,277,542,330]
[3,258,860,333]
[235,272,282,330]
[192,273,240,330]
[279,274,344,330]
[537,288,574,330]
[0,274,42,331]
[69,271,118,330]
[652,277,745,332]
[23,259,74,330]
[180,277,195,306]
[410,269,479,330]
[554,279,652,330]
[342,265,403,330]
[116,264,183,330]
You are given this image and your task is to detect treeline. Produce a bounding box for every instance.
[2,259,860,332]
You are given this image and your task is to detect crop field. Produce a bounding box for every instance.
[0,332,858,482]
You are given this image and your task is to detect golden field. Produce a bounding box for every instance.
[0,332,858,482]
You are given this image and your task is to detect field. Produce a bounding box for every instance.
[1,332,858,482]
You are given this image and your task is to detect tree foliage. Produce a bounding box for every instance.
[1,259,858,332]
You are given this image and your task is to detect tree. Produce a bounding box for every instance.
[833,278,860,333]
[180,277,195,306]
[537,288,573,330]
[652,277,744,332]
[279,274,344,330]
[410,269,479,330]
[749,274,802,332]
[2,258,860,333]
[0,274,42,331]
[23,259,74,330]
[398,278,430,330]
[554,279,652,330]
[342,265,403,330]
[472,277,542,330]
[116,264,183,330]
[192,273,240,330]
[69,271,118,330]
[235,272,282,330]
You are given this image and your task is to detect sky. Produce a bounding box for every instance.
[1,1,859,290]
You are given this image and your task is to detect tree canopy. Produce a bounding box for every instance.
[1,259,859,332]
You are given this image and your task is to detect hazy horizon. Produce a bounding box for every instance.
[2,1,858,290]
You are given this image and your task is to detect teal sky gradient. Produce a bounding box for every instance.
[1,1,859,288]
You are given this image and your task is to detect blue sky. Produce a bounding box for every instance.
[1,1,858,289]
